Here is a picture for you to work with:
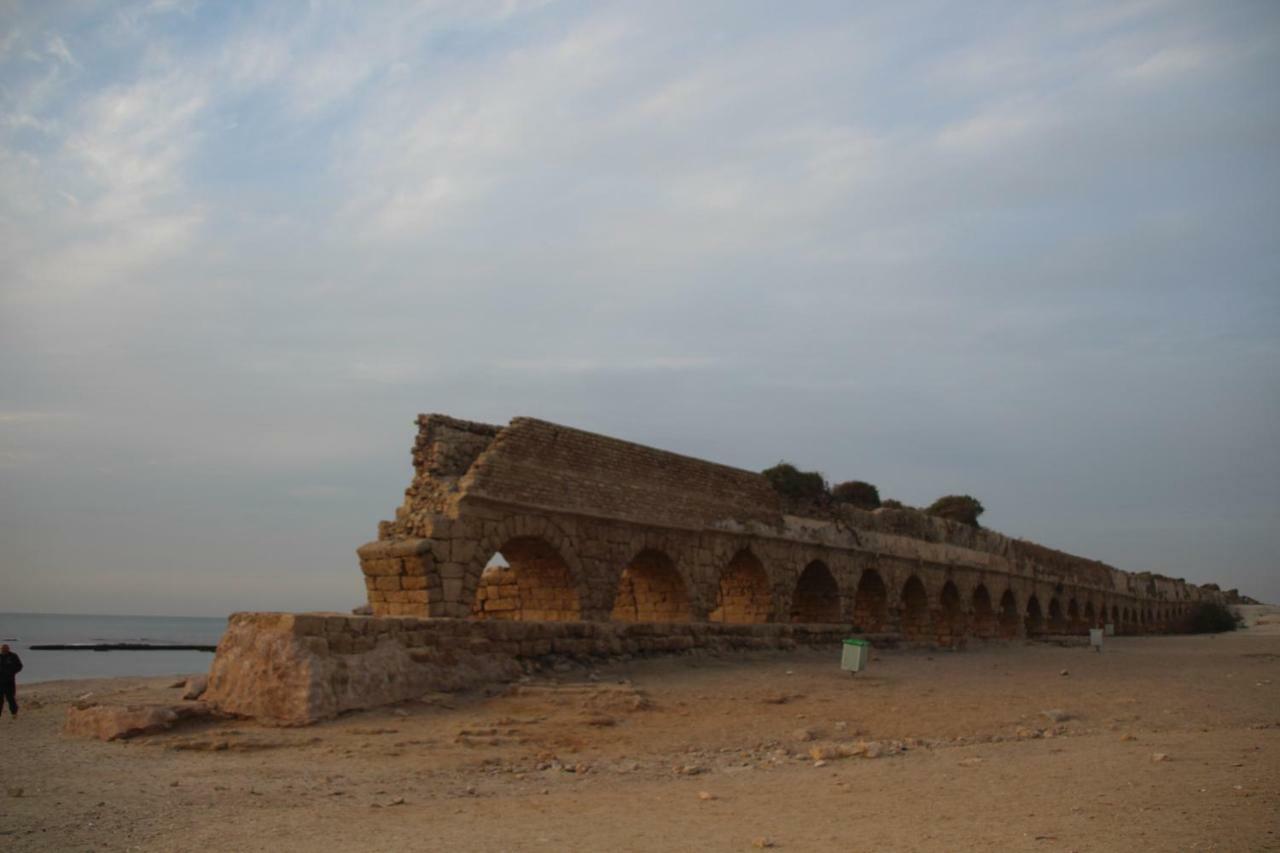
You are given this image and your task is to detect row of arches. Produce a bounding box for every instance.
[466,535,1189,638]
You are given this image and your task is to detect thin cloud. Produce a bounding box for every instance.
[0,1,1277,613]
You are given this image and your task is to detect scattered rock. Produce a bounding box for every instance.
[1151,753,1169,763]
[1121,734,1138,742]
[1059,670,1070,677]
[812,759,827,768]
[697,790,717,801]
[63,702,214,742]
[752,837,777,849]
[1042,709,1071,723]
[791,728,816,742]
[673,764,707,776]
[6,787,23,798]
[958,757,983,767]
[181,675,209,701]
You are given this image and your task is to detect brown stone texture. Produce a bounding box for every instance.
[355,413,1221,640]
[205,612,847,724]
[63,702,213,741]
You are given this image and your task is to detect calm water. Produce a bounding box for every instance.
[0,612,227,683]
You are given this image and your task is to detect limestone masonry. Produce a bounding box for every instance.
[357,414,1216,637]
[201,413,1224,724]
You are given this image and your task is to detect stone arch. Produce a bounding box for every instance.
[970,584,996,639]
[710,549,771,624]
[853,568,889,632]
[610,548,691,623]
[1025,595,1045,636]
[936,580,964,643]
[997,589,1020,638]
[900,575,930,642]
[1084,601,1097,628]
[1067,598,1083,633]
[790,560,841,623]
[1048,597,1066,633]
[465,513,588,618]
[472,535,581,621]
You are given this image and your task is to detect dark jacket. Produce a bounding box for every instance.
[0,651,22,685]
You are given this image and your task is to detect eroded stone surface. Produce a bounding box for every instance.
[203,612,846,724]
[64,702,213,741]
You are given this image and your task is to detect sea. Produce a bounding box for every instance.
[0,612,226,683]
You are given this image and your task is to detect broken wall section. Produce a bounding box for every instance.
[205,612,847,724]
[387,414,501,539]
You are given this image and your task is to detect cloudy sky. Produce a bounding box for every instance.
[2,0,1277,616]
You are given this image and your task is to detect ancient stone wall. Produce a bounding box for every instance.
[205,611,848,724]
[357,414,1220,643]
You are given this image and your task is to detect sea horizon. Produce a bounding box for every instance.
[0,611,228,683]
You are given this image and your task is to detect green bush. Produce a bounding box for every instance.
[832,480,881,509]
[926,494,985,527]
[761,462,828,500]
[1181,601,1240,634]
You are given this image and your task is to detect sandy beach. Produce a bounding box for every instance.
[3,607,1277,852]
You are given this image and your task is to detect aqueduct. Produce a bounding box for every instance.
[356,414,1214,643]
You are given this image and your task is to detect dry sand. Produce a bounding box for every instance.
[3,607,1278,852]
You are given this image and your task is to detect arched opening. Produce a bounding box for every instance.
[1110,605,1120,627]
[1048,598,1066,633]
[610,549,691,623]
[853,569,888,632]
[937,581,964,644]
[1067,598,1083,633]
[998,589,1019,638]
[900,576,930,641]
[790,560,841,623]
[710,550,771,624]
[472,537,581,621]
[1084,601,1097,629]
[970,584,996,639]
[1025,596,1045,636]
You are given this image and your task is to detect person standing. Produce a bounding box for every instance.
[0,643,23,719]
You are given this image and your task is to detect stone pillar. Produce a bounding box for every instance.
[356,538,439,617]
